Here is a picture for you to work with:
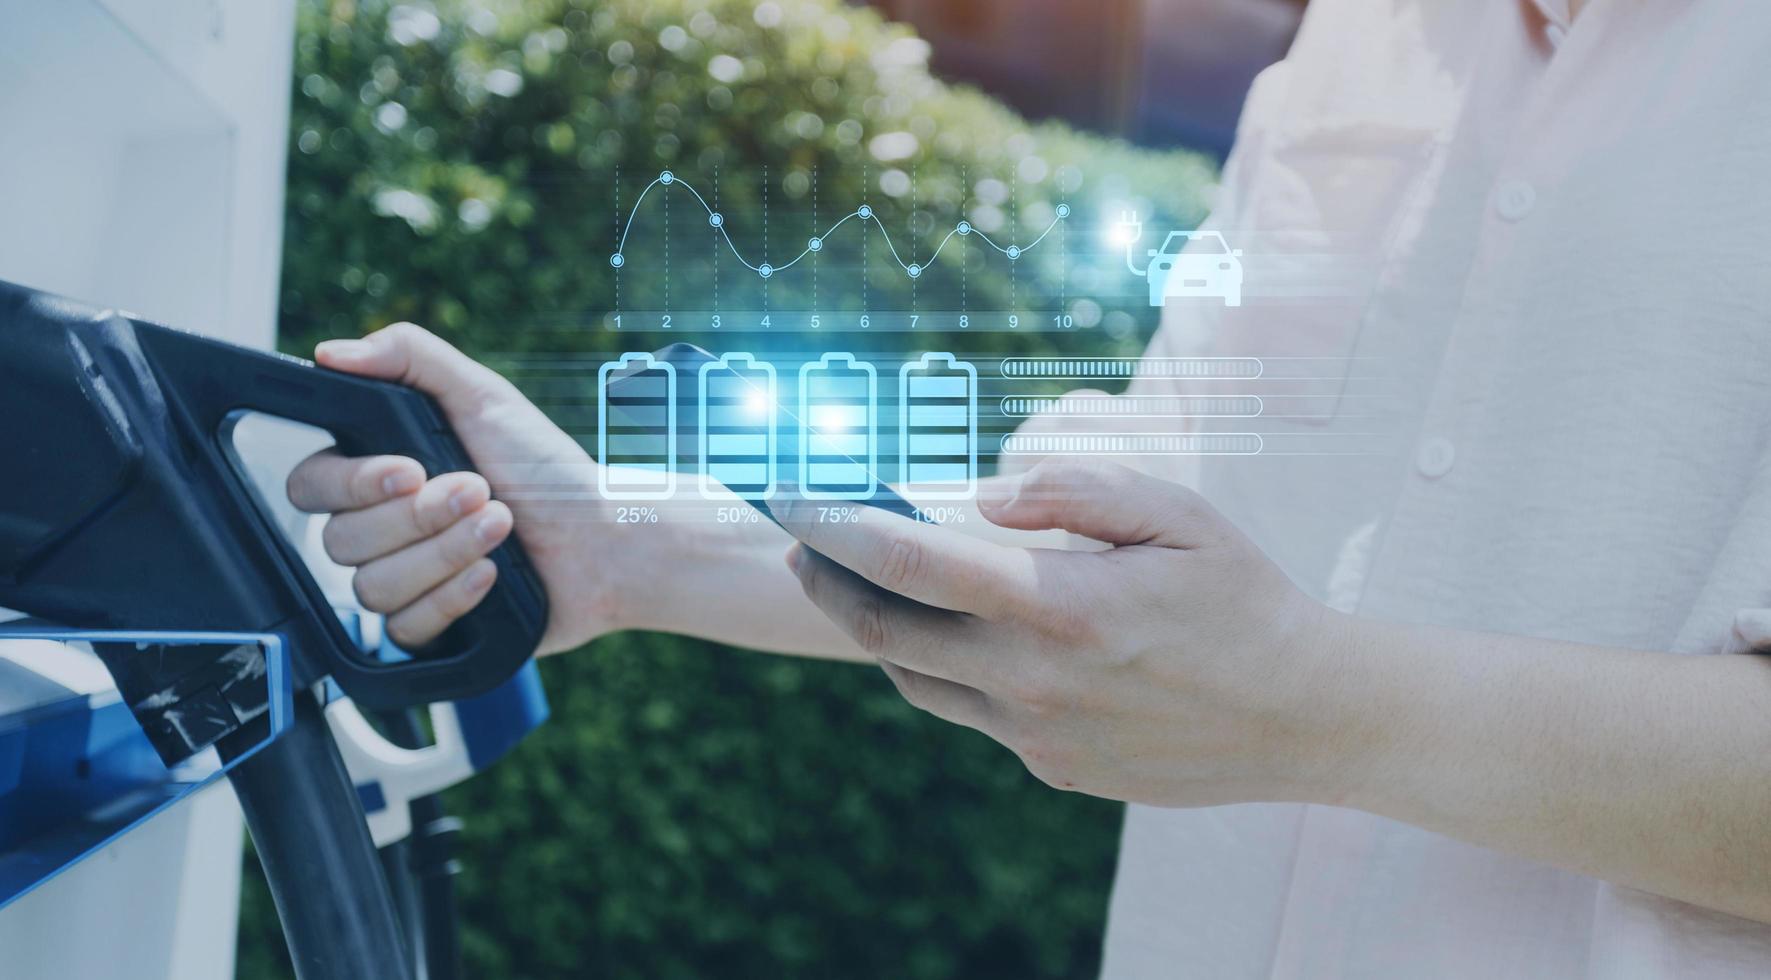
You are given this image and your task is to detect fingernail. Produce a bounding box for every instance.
[382,469,421,496]
[316,338,371,361]
[467,562,496,591]
[448,489,469,517]
[785,543,804,574]
[979,474,1023,511]
[475,510,506,544]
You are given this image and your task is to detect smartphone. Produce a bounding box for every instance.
[601,343,921,525]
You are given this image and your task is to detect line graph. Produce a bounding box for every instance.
[610,170,1070,280]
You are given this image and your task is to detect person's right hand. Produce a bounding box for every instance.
[285,323,617,653]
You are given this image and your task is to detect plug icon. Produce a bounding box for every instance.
[1112,210,1143,247]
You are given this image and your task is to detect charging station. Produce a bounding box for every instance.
[0,5,552,978]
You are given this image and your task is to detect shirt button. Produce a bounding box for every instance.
[1416,437,1456,479]
[1494,179,1537,222]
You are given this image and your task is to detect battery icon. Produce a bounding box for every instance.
[699,353,778,499]
[798,353,877,500]
[899,353,977,499]
[598,352,677,500]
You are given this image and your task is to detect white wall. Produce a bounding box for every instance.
[0,0,293,339]
[0,0,296,976]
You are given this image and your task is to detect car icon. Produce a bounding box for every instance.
[1148,230,1243,307]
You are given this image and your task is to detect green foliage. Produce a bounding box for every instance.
[277,0,1212,359]
[244,0,1218,977]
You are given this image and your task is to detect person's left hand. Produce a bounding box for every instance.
[775,460,1354,808]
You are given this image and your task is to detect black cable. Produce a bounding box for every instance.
[224,692,414,980]
[378,708,466,980]
[380,839,423,977]
[409,806,465,980]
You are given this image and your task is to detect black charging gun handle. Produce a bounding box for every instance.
[138,323,550,707]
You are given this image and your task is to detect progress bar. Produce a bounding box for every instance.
[999,432,1264,455]
[1000,395,1264,418]
[999,357,1264,379]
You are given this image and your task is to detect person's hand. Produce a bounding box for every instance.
[285,323,616,653]
[775,460,1352,807]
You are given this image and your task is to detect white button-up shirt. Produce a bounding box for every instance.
[1081,0,1771,975]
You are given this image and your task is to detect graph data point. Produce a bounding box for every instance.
[907,264,921,278]
[758,263,773,278]
[709,212,723,228]
[609,253,624,268]
[957,221,972,235]
[1007,246,1022,260]
[809,237,822,252]
[857,204,872,219]
[659,170,674,184]
[1056,203,1071,218]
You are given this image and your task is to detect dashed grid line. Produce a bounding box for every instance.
[712,165,719,315]
[762,164,769,311]
[811,165,818,313]
[613,165,620,315]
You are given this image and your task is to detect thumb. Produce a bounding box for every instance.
[315,322,511,418]
[978,460,1220,549]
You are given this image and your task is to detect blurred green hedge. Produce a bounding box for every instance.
[241,1,1216,977]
